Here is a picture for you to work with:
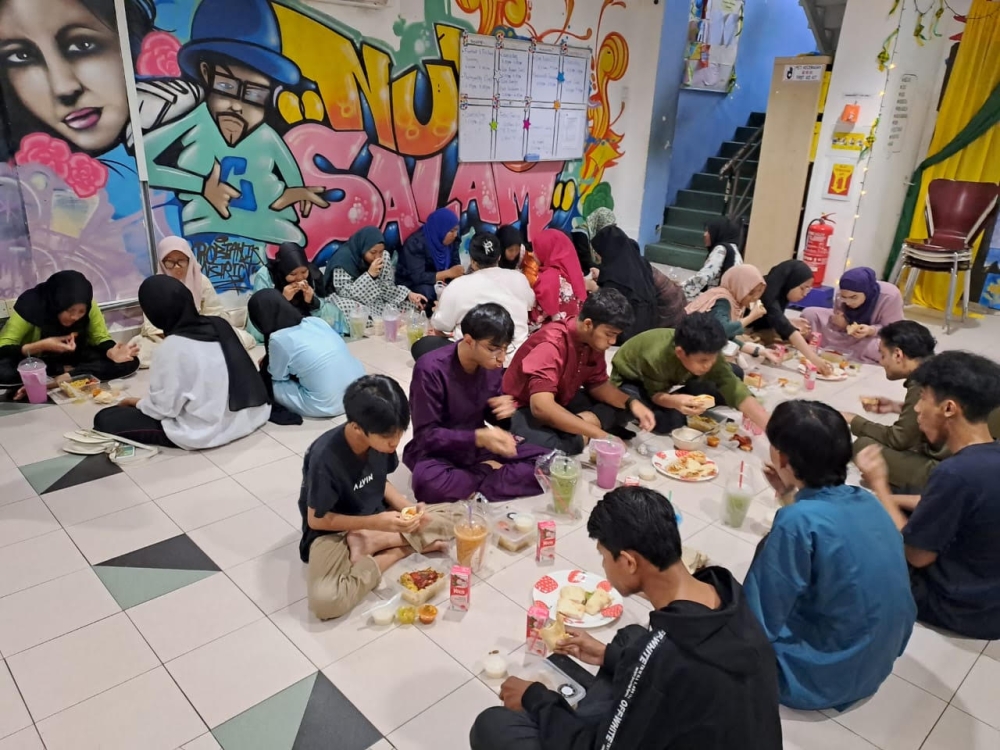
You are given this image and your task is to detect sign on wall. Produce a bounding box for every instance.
[682,0,745,93]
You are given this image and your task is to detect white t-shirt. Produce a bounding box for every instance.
[431,267,536,362]
[138,336,270,450]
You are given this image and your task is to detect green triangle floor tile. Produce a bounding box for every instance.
[19,454,86,494]
[213,673,317,750]
[96,534,220,572]
[93,566,217,609]
[43,453,122,494]
[293,672,381,750]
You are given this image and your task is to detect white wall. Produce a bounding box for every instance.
[797,0,969,283]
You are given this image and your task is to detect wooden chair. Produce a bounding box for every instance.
[889,179,1000,333]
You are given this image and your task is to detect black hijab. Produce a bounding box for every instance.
[248,289,304,347]
[268,243,325,313]
[763,260,814,310]
[570,229,595,274]
[496,225,524,270]
[591,226,658,342]
[138,276,267,412]
[14,270,94,340]
[705,217,743,277]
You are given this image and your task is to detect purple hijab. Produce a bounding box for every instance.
[422,208,460,271]
[840,267,881,324]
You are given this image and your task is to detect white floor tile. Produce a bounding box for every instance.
[892,622,986,701]
[64,502,181,565]
[0,410,75,467]
[953,654,1000,730]
[231,455,303,502]
[387,678,495,750]
[984,640,1000,662]
[0,499,59,549]
[188,506,297,570]
[165,618,314,729]
[779,707,878,750]
[36,668,206,750]
[0,531,87,598]
[922,706,1000,750]
[682,523,757,584]
[323,627,471,735]
[0,569,119,657]
[202,431,294,476]
[226,542,308,614]
[825,674,945,750]
[0,455,35,508]
[366,741,395,750]
[261,492,302,529]
[125,452,227,500]
[41,474,149,527]
[183,734,222,750]
[553,526,605,573]
[262,417,340,454]
[0,728,43,750]
[6,613,158,721]
[482,552,578,611]
[270,593,396,669]
[0,663,31,740]
[128,573,263,662]
[154,476,261,532]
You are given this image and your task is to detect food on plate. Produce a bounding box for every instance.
[691,394,716,409]
[744,372,764,389]
[682,547,709,574]
[540,615,570,651]
[861,396,880,411]
[417,604,438,624]
[557,597,586,619]
[667,451,717,479]
[730,434,753,452]
[396,605,417,624]
[584,588,613,616]
[724,421,739,433]
[777,377,789,387]
[92,389,117,405]
[559,585,587,603]
[706,435,720,448]
[687,414,718,433]
[399,567,446,604]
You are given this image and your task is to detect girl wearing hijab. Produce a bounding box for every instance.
[497,224,539,286]
[686,265,782,364]
[131,237,255,367]
[247,242,345,343]
[800,267,904,363]
[324,226,426,323]
[591,226,659,343]
[749,260,833,375]
[528,229,588,331]
[93,276,269,449]
[683,217,745,301]
[0,270,139,386]
[395,207,464,306]
[586,207,618,239]
[248,290,366,419]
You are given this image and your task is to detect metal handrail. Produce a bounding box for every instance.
[719,123,763,223]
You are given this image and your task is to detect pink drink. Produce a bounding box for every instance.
[383,314,400,342]
[594,440,625,489]
[17,359,48,404]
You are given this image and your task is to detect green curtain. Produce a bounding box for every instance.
[883,80,1000,278]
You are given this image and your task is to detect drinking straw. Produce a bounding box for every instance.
[738,460,745,489]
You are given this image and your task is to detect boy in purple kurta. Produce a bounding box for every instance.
[404,304,546,503]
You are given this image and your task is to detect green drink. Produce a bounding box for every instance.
[723,489,753,528]
[406,323,425,347]
[349,317,367,340]
[549,457,580,515]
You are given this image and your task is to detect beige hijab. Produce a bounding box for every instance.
[685,264,765,321]
[157,236,202,302]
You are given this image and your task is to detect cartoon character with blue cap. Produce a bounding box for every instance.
[143,0,327,246]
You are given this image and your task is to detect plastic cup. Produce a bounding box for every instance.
[17,358,48,404]
[594,440,626,489]
[549,456,580,515]
[723,474,753,528]
[383,309,400,342]
[454,515,489,571]
[406,313,426,347]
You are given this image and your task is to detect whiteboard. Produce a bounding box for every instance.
[459,34,591,163]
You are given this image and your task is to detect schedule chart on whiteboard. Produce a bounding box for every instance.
[458,33,592,163]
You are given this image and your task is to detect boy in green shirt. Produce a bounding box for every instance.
[611,313,770,435]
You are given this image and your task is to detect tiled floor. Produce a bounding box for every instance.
[1,301,999,750]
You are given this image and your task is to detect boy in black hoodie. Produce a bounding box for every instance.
[470,486,782,750]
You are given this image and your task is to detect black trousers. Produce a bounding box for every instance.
[618,363,743,436]
[411,335,452,361]
[93,406,176,447]
[0,347,139,386]
[509,390,627,455]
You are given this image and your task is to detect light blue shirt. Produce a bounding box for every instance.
[743,484,916,711]
[269,318,365,419]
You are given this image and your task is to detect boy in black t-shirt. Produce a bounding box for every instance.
[858,351,1000,639]
[299,375,459,620]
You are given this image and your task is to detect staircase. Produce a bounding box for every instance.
[644,111,765,270]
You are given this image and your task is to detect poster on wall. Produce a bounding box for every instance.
[0,0,154,305]
[682,0,744,93]
[824,161,856,202]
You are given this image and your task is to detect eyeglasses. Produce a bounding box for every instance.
[210,70,272,106]
[477,341,513,360]
[162,258,190,270]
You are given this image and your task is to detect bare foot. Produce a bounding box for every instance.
[420,540,450,555]
[346,529,407,563]
[373,545,413,572]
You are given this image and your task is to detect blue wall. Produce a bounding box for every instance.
[639,0,816,247]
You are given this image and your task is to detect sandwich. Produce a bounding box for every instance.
[691,394,715,409]
[540,616,570,651]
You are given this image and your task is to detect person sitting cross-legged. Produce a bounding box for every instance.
[857,351,1000,640]
[470,486,783,750]
[403,303,547,504]
[743,400,915,711]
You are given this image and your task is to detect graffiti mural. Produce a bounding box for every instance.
[0,0,155,303]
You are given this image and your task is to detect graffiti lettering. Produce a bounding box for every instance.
[191,235,264,292]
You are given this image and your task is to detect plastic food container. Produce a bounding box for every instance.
[670,427,705,451]
[392,556,450,605]
[495,512,536,552]
[513,659,586,708]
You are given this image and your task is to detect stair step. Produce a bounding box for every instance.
[644,242,709,271]
[676,189,727,213]
[734,125,760,143]
[707,155,758,175]
[691,172,754,195]
[719,140,759,158]
[664,206,721,231]
[660,225,706,246]
[747,111,766,128]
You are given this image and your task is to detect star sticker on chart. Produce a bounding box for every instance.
[489,119,498,131]
[523,118,531,130]
[557,72,566,83]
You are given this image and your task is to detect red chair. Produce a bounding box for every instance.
[888,179,1000,333]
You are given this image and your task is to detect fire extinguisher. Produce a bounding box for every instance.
[803,214,835,287]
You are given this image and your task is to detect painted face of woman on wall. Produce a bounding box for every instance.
[0,0,129,153]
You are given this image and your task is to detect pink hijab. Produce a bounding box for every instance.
[157,236,202,303]
[686,264,765,321]
[531,230,587,317]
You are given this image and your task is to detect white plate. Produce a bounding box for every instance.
[532,569,624,629]
[797,364,849,382]
[651,449,719,483]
